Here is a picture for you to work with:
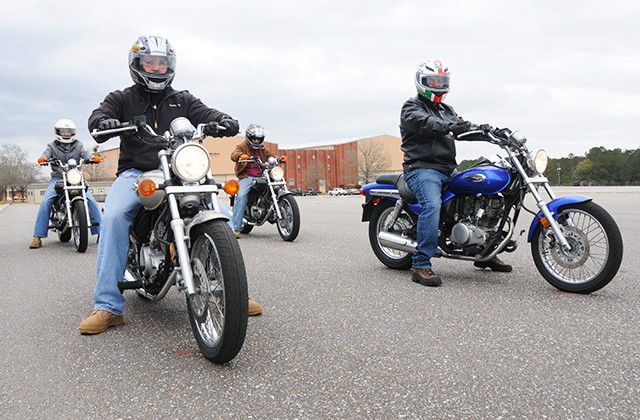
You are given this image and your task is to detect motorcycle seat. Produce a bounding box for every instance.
[375,173,417,204]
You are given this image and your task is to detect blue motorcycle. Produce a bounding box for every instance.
[361,128,623,294]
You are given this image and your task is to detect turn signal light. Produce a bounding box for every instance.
[280,155,288,163]
[240,154,249,161]
[138,178,157,196]
[539,216,550,229]
[224,179,240,196]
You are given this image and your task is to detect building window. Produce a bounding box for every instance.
[327,164,330,172]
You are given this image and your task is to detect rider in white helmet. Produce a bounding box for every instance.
[400,59,512,287]
[29,119,102,249]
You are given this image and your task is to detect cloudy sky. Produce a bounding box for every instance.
[2,0,639,166]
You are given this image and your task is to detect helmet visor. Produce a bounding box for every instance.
[420,75,450,91]
[139,55,175,76]
[56,127,76,139]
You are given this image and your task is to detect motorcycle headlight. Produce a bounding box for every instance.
[528,148,548,174]
[171,143,211,182]
[66,169,83,185]
[270,166,285,181]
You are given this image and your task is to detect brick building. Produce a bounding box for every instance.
[92,134,403,193]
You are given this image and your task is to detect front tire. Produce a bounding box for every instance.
[186,219,248,364]
[276,195,300,242]
[72,201,88,253]
[531,201,623,293]
[368,200,414,270]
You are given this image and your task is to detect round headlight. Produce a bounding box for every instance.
[270,166,285,181]
[172,143,211,181]
[66,169,83,185]
[528,148,548,174]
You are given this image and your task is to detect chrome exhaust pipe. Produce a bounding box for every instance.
[378,231,417,253]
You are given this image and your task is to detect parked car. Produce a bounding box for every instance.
[347,188,360,195]
[329,188,347,196]
[302,188,318,196]
[290,189,302,196]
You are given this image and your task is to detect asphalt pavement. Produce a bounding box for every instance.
[0,188,638,418]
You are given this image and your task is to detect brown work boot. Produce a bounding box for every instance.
[29,236,42,249]
[474,256,513,272]
[79,310,124,335]
[248,297,262,316]
[234,230,241,239]
[411,267,442,287]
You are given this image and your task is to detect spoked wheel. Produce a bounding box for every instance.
[72,201,88,252]
[531,201,623,294]
[369,200,415,270]
[276,195,300,242]
[186,219,248,364]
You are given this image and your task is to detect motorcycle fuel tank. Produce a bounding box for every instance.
[448,165,510,195]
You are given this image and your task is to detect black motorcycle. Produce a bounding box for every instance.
[41,157,99,253]
[227,155,301,242]
[92,116,248,364]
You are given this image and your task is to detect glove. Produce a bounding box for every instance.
[98,118,122,131]
[92,155,102,163]
[37,157,47,164]
[219,118,239,137]
[203,123,223,137]
[449,121,472,136]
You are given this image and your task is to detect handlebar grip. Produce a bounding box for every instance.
[91,124,138,139]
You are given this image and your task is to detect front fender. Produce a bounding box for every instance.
[527,195,592,242]
[186,210,229,237]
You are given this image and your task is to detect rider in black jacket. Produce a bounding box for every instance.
[89,85,234,175]
[400,59,512,287]
[80,35,261,335]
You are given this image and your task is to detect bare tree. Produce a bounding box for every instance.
[83,145,107,181]
[303,161,322,190]
[358,139,392,184]
[0,144,39,200]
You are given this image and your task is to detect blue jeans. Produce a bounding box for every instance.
[34,179,102,238]
[94,169,142,315]
[404,168,449,270]
[93,169,234,315]
[231,177,255,231]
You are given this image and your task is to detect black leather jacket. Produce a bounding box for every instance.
[400,95,468,176]
[88,85,237,175]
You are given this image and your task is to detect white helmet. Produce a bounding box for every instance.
[128,35,176,91]
[54,119,77,143]
[415,59,450,103]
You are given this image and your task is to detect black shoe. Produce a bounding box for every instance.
[411,268,442,287]
[474,256,513,272]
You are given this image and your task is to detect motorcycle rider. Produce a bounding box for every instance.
[400,58,512,287]
[230,124,277,240]
[29,119,102,249]
[80,35,261,334]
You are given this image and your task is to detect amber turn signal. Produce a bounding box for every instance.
[280,155,288,163]
[138,178,157,196]
[539,216,550,229]
[239,154,249,161]
[224,179,240,196]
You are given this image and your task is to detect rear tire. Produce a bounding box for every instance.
[369,200,414,270]
[531,201,623,293]
[72,201,88,253]
[186,219,248,364]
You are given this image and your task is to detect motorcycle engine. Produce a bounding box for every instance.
[449,195,504,247]
[139,244,165,277]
